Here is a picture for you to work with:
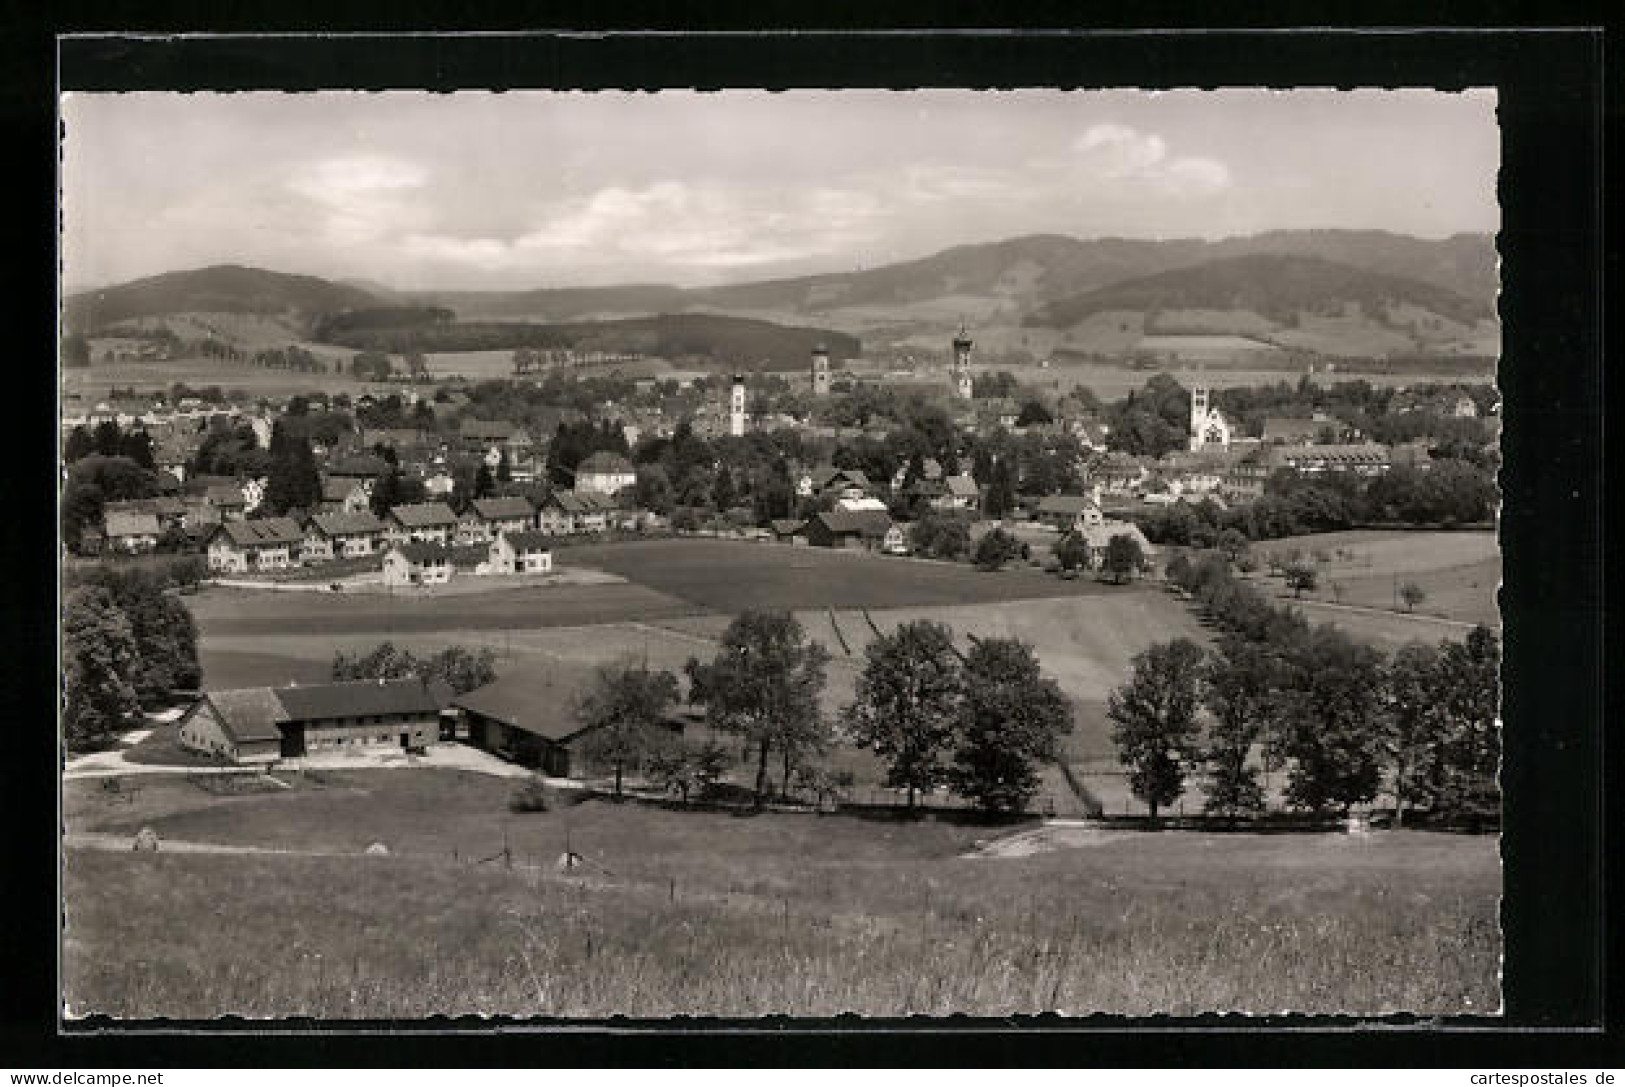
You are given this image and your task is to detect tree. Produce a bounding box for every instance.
[973,527,1021,571]
[421,645,498,695]
[841,620,964,810]
[683,610,830,807]
[1216,528,1250,564]
[635,463,675,517]
[61,332,91,368]
[1283,562,1319,598]
[77,567,201,707]
[575,661,681,798]
[1107,638,1205,819]
[264,423,321,516]
[711,463,737,512]
[1398,580,1427,613]
[1274,631,1390,815]
[1386,642,1442,826]
[1431,625,1501,819]
[1015,400,1053,426]
[1200,638,1280,818]
[949,637,1073,812]
[473,461,496,501]
[1054,532,1091,573]
[910,511,972,561]
[62,586,141,751]
[646,738,734,804]
[1102,534,1145,584]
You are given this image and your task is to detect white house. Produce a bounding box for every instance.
[206,518,306,573]
[487,530,554,575]
[456,495,535,545]
[381,541,453,587]
[574,451,637,496]
[303,510,387,561]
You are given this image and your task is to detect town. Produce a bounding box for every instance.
[58,87,1505,1021]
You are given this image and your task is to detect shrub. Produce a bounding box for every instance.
[509,775,552,813]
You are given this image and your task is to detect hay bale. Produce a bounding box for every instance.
[365,841,390,855]
[132,827,160,852]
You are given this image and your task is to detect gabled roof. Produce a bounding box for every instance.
[470,496,535,521]
[389,540,451,564]
[1261,416,1325,442]
[452,664,601,743]
[104,511,161,538]
[201,688,287,744]
[309,511,386,537]
[944,475,980,497]
[495,530,553,553]
[770,518,806,537]
[388,501,459,528]
[275,677,443,722]
[577,451,634,475]
[204,483,246,506]
[811,509,894,538]
[321,477,368,502]
[213,517,305,548]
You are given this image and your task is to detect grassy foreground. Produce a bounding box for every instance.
[63,778,1500,1019]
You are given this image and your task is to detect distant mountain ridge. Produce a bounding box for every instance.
[63,265,380,334]
[1025,253,1493,330]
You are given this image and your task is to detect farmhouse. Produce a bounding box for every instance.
[1034,495,1097,533]
[574,451,637,496]
[386,501,460,545]
[456,495,536,545]
[178,678,448,763]
[206,517,306,573]
[200,480,249,521]
[453,669,682,778]
[381,541,453,587]
[536,491,626,535]
[1059,505,1159,571]
[303,510,387,561]
[102,510,161,554]
[804,509,906,553]
[487,530,554,574]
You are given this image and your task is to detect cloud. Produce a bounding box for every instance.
[286,155,431,245]
[1070,122,1230,197]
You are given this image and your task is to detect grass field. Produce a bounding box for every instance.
[62,774,1500,1018]
[1254,529,1501,633]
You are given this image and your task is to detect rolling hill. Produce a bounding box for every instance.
[1026,253,1494,331]
[63,265,380,335]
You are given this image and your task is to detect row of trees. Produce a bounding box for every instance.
[1112,548,1499,823]
[62,568,201,750]
[330,641,498,697]
[1135,460,1497,549]
[565,611,1074,814]
[63,421,156,469]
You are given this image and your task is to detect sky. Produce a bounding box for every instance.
[59,89,1500,292]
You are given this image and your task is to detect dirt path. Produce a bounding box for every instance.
[1285,597,1480,629]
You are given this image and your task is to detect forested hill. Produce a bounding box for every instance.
[63,265,380,334]
[1025,254,1494,330]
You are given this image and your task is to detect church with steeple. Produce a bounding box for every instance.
[1188,378,1233,451]
[951,326,974,401]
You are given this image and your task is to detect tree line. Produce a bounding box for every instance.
[1110,551,1499,825]
[551,610,1073,815]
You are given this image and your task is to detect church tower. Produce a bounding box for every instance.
[729,374,747,438]
[1188,375,1231,451]
[952,326,974,401]
[811,344,831,398]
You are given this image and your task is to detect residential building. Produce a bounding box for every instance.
[319,476,373,515]
[385,501,460,545]
[1267,443,1393,477]
[102,510,161,554]
[487,530,554,575]
[574,451,637,496]
[381,541,453,587]
[206,517,306,573]
[1059,505,1159,572]
[303,510,387,562]
[177,678,449,763]
[804,510,906,553]
[455,495,535,545]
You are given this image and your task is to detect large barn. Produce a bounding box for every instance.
[177,677,454,764]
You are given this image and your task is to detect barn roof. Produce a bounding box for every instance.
[811,510,894,538]
[104,511,161,538]
[390,541,451,564]
[275,678,442,722]
[389,501,459,528]
[202,688,287,744]
[453,664,599,743]
[214,517,305,548]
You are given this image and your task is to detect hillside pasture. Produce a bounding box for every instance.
[62,780,1500,1017]
[1255,529,1500,630]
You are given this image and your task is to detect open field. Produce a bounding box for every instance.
[62,355,386,400]
[62,775,1500,1018]
[1253,529,1501,631]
